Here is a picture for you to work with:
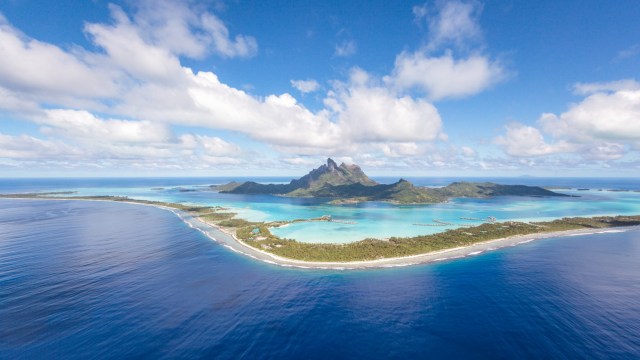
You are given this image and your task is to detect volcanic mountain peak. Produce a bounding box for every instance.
[291,158,377,189]
[214,159,570,204]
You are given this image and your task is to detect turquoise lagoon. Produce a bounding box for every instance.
[14,177,640,244]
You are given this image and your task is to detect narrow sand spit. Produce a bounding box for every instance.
[175,208,637,270]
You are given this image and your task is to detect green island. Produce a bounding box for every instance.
[214,158,571,204]
[2,192,639,263]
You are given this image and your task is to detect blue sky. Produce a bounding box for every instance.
[0,0,639,177]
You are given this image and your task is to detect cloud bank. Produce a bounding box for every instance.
[496,79,640,161]
[0,0,512,173]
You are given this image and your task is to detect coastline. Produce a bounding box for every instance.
[3,196,637,270]
[189,213,635,269]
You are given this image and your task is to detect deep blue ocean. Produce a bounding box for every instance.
[1,178,639,359]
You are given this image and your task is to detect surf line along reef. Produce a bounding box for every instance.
[3,159,639,267]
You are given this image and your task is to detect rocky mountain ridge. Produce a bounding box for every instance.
[214,159,570,204]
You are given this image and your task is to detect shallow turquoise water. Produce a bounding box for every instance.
[8,178,640,243]
[272,190,640,242]
[41,183,640,243]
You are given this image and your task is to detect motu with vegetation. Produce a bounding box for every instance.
[218,213,640,262]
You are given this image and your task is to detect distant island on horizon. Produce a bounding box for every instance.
[214,158,570,204]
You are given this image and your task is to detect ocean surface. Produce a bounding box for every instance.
[1,178,640,358]
[2,177,640,243]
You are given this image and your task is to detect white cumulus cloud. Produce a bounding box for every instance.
[290,79,320,93]
[495,123,574,157]
[0,15,118,99]
[127,0,257,59]
[0,1,505,171]
[39,109,174,144]
[0,133,82,160]
[415,0,483,50]
[388,51,505,100]
[389,1,505,101]
[329,68,444,143]
[541,80,640,142]
[573,79,640,95]
[496,79,640,161]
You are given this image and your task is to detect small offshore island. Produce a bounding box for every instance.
[3,159,640,269]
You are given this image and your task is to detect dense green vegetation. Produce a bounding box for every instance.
[435,182,569,198]
[218,218,260,228]
[200,212,236,221]
[291,179,446,204]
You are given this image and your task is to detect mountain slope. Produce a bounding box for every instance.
[290,158,376,190]
[216,158,377,195]
[434,182,569,198]
[214,159,570,204]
